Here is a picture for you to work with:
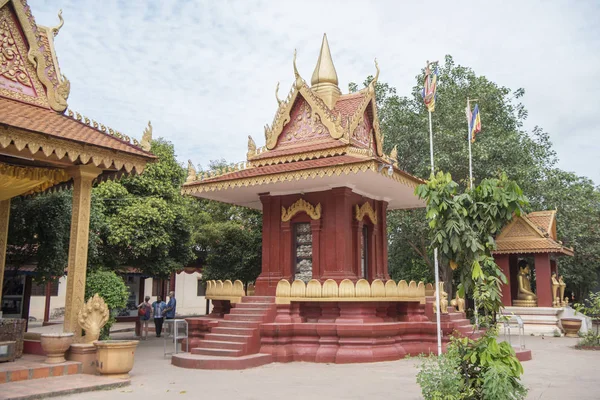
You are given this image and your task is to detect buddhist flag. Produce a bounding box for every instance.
[468,104,482,143]
[422,65,438,112]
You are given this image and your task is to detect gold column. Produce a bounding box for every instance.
[63,165,101,339]
[0,199,10,304]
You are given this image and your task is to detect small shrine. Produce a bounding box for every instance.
[494,210,577,335]
[178,35,482,369]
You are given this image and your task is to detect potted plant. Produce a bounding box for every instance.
[94,339,139,378]
[570,292,600,344]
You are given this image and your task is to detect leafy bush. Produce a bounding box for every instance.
[85,270,129,339]
[574,291,600,317]
[417,330,527,400]
[577,331,600,348]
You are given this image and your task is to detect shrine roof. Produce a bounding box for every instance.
[183,34,424,210]
[0,97,154,158]
[494,211,573,256]
[0,0,155,182]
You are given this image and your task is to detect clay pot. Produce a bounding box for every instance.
[93,340,139,379]
[561,318,582,338]
[40,333,74,364]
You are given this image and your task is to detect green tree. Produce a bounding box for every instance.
[185,159,262,283]
[92,139,195,277]
[416,172,528,317]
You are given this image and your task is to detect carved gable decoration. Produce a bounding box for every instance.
[350,110,373,148]
[0,4,48,107]
[355,202,377,225]
[276,98,330,147]
[500,218,541,239]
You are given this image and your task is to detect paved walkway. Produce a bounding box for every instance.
[48,333,598,400]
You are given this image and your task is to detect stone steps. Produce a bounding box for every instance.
[204,333,253,343]
[172,353,273,370]
[218,320,261,329]
[223,314,265,322]
[196,340,246,351]
[191,347,245,357]
[0,358,81,385]
[211,326,256,336]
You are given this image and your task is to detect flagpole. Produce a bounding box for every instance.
[466,97,479,328]
[428,108,443,356]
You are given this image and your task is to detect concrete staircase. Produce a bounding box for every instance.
[172,296,277,370]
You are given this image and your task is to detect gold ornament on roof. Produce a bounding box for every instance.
[293,49,304,89]
[281,198,322,222]
[50,9,64,37]
[247,135,257,159]
[389,145,398,163]
[275,82,282,105]
[140,121,152,151]
[186,160,197,183]
[355,202,378,225]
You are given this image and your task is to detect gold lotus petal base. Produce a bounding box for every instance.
[513,299,538,307]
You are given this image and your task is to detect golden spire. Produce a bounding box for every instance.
[310,34,341,109]
[311,34,338,86]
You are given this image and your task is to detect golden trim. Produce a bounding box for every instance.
[0,162,70,199]
[355,202,378,225]
[249,145,348,167]
[182,160,422,195]
[275,278,426,305]
[1,126,150,174]
[205,279,246,304]
[281,198,321,222]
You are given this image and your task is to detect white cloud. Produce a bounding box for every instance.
[32,0,600,183]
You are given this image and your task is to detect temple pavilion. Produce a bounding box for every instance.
[176,35,480,369]
[0,0,155,340]
[183,34,424,296]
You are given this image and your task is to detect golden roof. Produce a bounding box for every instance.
[494,211,573,256]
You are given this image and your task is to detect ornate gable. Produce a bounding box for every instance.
[0,3,48,107]
[0,0,69,112]
[275,97,331,148]
[498,217,543,240]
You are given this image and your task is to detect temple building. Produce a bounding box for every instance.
[183,35,424,296]
[177,35,481,369]
[0,0,155,340]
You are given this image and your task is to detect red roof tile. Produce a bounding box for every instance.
[333,93,366,122]
[0,97,154,159]
[252,140,347,161]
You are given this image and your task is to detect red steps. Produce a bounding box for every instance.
[172,296,277,370]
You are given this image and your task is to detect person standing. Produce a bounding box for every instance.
[164,291,177,335]
[137,296,152,340]
[152,295,166,338]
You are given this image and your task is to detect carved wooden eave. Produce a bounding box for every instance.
[0,126,151,174]
[1,0,70,112]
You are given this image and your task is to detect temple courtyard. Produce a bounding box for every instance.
[12,332,592,400]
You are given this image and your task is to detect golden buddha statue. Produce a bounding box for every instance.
[558,276,566,307]
[513,261,537,307]
[552,273,560,307]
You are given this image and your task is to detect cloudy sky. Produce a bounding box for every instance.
[30,0,600,184]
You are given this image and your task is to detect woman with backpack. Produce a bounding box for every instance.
[137,296,152,340]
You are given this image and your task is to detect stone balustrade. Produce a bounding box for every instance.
[205,280,246,303]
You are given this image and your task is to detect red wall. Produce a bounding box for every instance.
[255,188,389,296]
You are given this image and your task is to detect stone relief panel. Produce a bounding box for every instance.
[276,99,330,148]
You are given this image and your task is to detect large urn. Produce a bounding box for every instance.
[560,318,582,338]
[40,333,74,364]
[94,340,139,378]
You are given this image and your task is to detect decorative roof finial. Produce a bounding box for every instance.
[186,160,197,183]
[275,82,282,105]
[140,121,152,151]
[51,9,64,37]
[293,49,303,88]
[247,135,257,159]
[311,34,338,86]
[373,58,380,85]
[390,145,398,163]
